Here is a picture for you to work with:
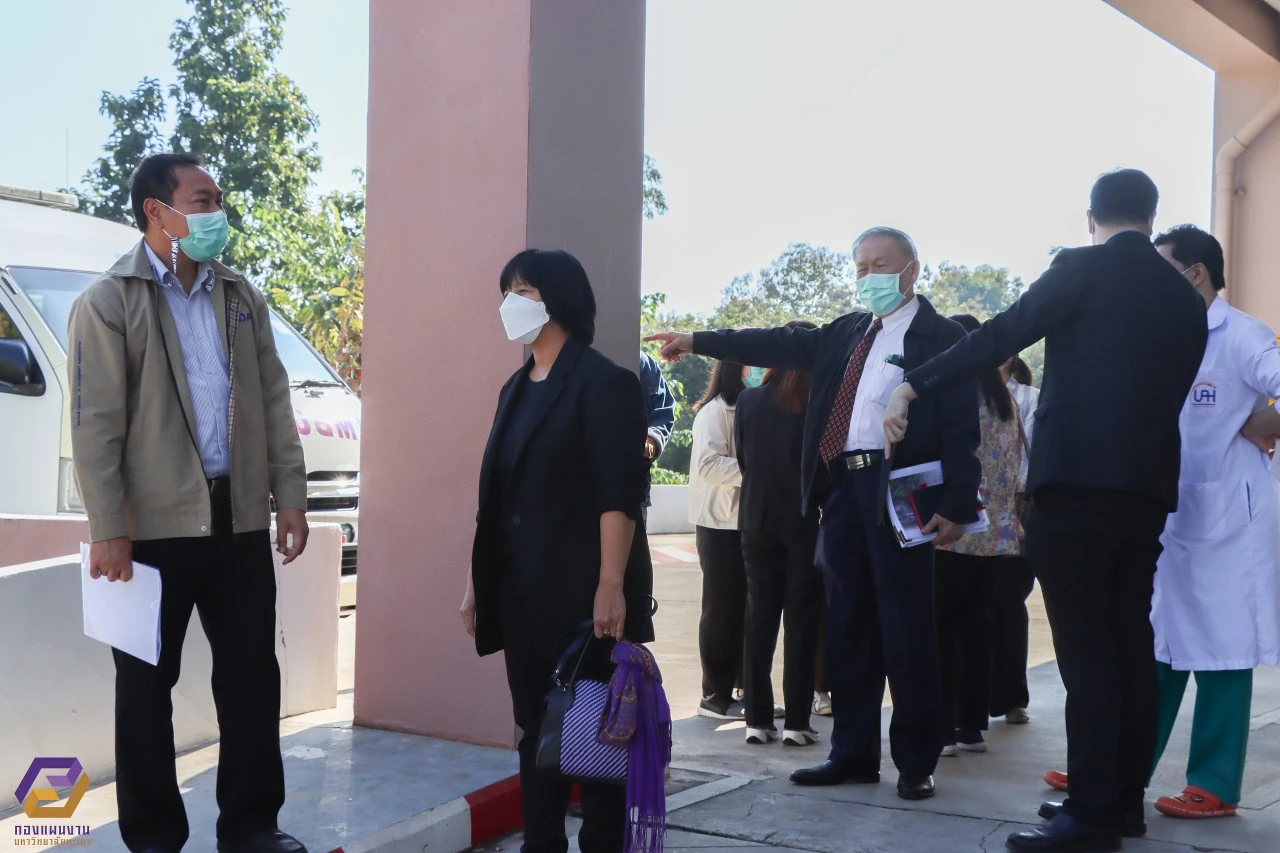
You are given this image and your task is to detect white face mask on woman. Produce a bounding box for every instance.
[499,292,551,345]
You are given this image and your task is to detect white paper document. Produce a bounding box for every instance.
[885,461,989,549]
[80,543,163,665]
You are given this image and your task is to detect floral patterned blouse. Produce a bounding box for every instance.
[940,397,1024,557]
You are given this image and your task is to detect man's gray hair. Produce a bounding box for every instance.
[852,226,918,262]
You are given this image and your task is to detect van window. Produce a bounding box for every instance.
[0,304,21,340]
[7,266,346,389]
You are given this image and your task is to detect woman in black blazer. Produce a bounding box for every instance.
[734,320,826,747]
[460,248,655,853]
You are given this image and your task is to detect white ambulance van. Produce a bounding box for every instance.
[0,185,360,580]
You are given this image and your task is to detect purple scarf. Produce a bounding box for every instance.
[597,640,672,853]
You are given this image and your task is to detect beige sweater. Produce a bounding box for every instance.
[67,241,306,542]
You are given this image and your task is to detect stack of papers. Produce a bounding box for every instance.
[886,461,989,549]
[80,543,163,665]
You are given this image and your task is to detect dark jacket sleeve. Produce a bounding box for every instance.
[582,363,649,521]
[693,323,827,370]
[906,249,1087,395]
[934,374,982,525]
[641,353,676,448]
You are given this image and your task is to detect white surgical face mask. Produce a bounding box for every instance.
[500,292,550,345]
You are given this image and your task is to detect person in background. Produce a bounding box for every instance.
[649,226,981,802]
[884,169,1207,851]
[70,153,310,853]
[640,351,676,518]
[462,248,655,853]
[1144,225,1279,819]
[735,320,826,747]
[990,354,1038,726]
[688,359,748,720]
[934,314,1024,757]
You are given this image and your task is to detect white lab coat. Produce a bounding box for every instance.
[1152,297,1280,670]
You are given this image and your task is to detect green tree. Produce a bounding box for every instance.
[254,171,366,387]
[79,0,320,279]
[917,261,1024,319]
[643,154,668,221]
[918,261,1045,387]
[80,78,168,223]
[712,242,859,329]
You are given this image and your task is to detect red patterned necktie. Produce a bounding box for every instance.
[818,319,883,462]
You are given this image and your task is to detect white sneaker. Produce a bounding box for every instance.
[783,727,821,746]
[940,743,959,757]
[745,726,777,745]
[812,692,833,717]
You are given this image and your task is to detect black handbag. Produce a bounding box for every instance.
[535,623,628,784]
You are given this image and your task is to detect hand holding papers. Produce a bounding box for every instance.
[886,461,988,548]
[80,543,163,665]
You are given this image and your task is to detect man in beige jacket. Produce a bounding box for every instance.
[70,153,309,853]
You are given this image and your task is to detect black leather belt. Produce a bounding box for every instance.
[207,476,231,497]
[831,450,884,471]
[824,450,884,489]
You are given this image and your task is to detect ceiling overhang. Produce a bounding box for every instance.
[1105,0,1280,72]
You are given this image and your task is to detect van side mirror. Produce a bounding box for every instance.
[0,339,45,396]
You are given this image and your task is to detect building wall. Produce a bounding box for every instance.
[357,0,646,747]
[1216,71,1280,328]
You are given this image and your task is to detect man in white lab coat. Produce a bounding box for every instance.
[1146,224,1280,818]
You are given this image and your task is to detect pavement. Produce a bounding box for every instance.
[5,534,1279,853]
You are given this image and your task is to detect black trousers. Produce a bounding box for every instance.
[694,526,746,701]
[814,601,830,694]
[934,551,1002,733]
[818,467,944,779]
[988,555,1035,715]
[115,489,284,851]
[1027,486,1168,828]
[500,591,624,853]
[741,526,824,729]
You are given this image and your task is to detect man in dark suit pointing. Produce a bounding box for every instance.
[883,169,1208,852]
[648,227,980,801]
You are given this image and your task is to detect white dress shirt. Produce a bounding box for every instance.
[844,296,919,452]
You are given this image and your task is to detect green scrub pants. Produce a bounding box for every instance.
[1149,661,1253,804]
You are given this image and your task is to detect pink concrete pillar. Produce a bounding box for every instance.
[356,0,646,746]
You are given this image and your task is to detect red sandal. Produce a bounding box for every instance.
[1155,786,1238,819]
[1044,769,1068,792]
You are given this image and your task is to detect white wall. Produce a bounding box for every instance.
[0,525,341,787]
[648,485,694,535]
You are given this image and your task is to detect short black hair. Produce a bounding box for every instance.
[1154,224,1226,291]
[1089,168,1159,227]
[499,249,597,344]
[129,153,205,232]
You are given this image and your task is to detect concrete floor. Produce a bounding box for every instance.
[7,535,1280,853]
[646,534,1057,719]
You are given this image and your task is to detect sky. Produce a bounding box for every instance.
[1,0,1213,316]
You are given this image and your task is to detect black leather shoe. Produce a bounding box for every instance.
[1038,802,1146,838]
[896,774,935,800]
[217,830,307,853]
[1006,814,1120,851]
[789,760,879,786]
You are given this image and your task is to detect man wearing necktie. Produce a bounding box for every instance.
[647,227,980,800]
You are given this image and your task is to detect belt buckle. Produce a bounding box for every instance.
[846,453,869,471]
